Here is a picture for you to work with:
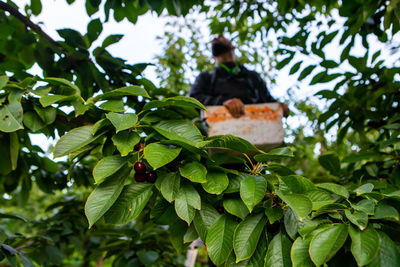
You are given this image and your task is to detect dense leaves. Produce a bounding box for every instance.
[0,0,399,266]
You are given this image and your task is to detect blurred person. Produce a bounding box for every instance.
[189,35,289,117]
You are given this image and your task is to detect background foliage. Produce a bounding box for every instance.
[0,0,399,266]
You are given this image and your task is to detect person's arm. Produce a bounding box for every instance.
[189,72,224,105]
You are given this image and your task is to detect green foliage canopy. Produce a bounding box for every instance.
[0,0,399,266]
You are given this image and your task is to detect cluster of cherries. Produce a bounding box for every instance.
[133,142,157,183]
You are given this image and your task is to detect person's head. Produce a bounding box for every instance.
[211,35,235,63]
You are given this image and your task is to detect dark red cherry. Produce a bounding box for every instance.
[134,142,141,151]
[134,173,146,182]
[146,171,157,183]
[216,206,224,214]
[134,162,147,173]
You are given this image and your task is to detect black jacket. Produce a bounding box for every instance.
[188,64,276,105]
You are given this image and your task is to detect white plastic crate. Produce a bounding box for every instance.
[201,103,284,152]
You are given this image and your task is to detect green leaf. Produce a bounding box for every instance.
[341,39,353,62]
[184,224,199,243]
[92,155,127,184]
[318,153,340,175]
[352,199,376,215]
[151,197,177,225]
[199,135,259,153]
[309,71,327,85]
[277,192,312,219]
[104,183,153,224]
[254,147,294,162]
[372,203,399,221]
[314,203,348,217]
[349,226,380,266]
[371,50,381,64]
[57,28,86,49]
[34,106,56,125]
[289,61,302,75]
[266,162,296,176]
[291,236,313,267]
[206,214,238,265]
[314,89,339,99]
[298,65,317,81]
[355,183,374,196]
[0,213,27,222]
[111,131,140,156]
[137,251,159,266]
[106,112,137,132]
[383,190,400,201]
[317,183,349,198]
[23,111,45,132]
[143,96,206,111]
[153,120,203,145]
[44,77,80,92]
[276,54,294,70]
[225,233,267,266]
[99,99,125,112]
[225,172,247,193]
[240,175,267,212]
[202,171,229,194]
[179,162,207,183]
[144,143,181,169]
[84,168,128,228]
[31,0,42,15]
[0,75,9,90]
[91,118,110,135]
[265,232,292,267]
[233,213,266,262]
[0,105,24,132]
[265,206,284,224]
[175,185,200,224]
[366,164,379,177]
[161,139,208,158]
[54,125,100,157]
[279,175,316,194]
[160,172,180,202]
[181,184,201,210]
[368,231,400,267]
[309,223,348,266]
[39,95,76,107]
[169,220,187,254]
[345,209,368,230]
[223,198,249,220]
[305,190,335,210]
[320,30,338,48]
[94,85,150,100]
[87,18,102,44]
[342,151,381,163]
[193,201,220,242]
[101,34,124,48]
[320,60,339,68]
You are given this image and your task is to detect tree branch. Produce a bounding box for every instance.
[0,1,61,48]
